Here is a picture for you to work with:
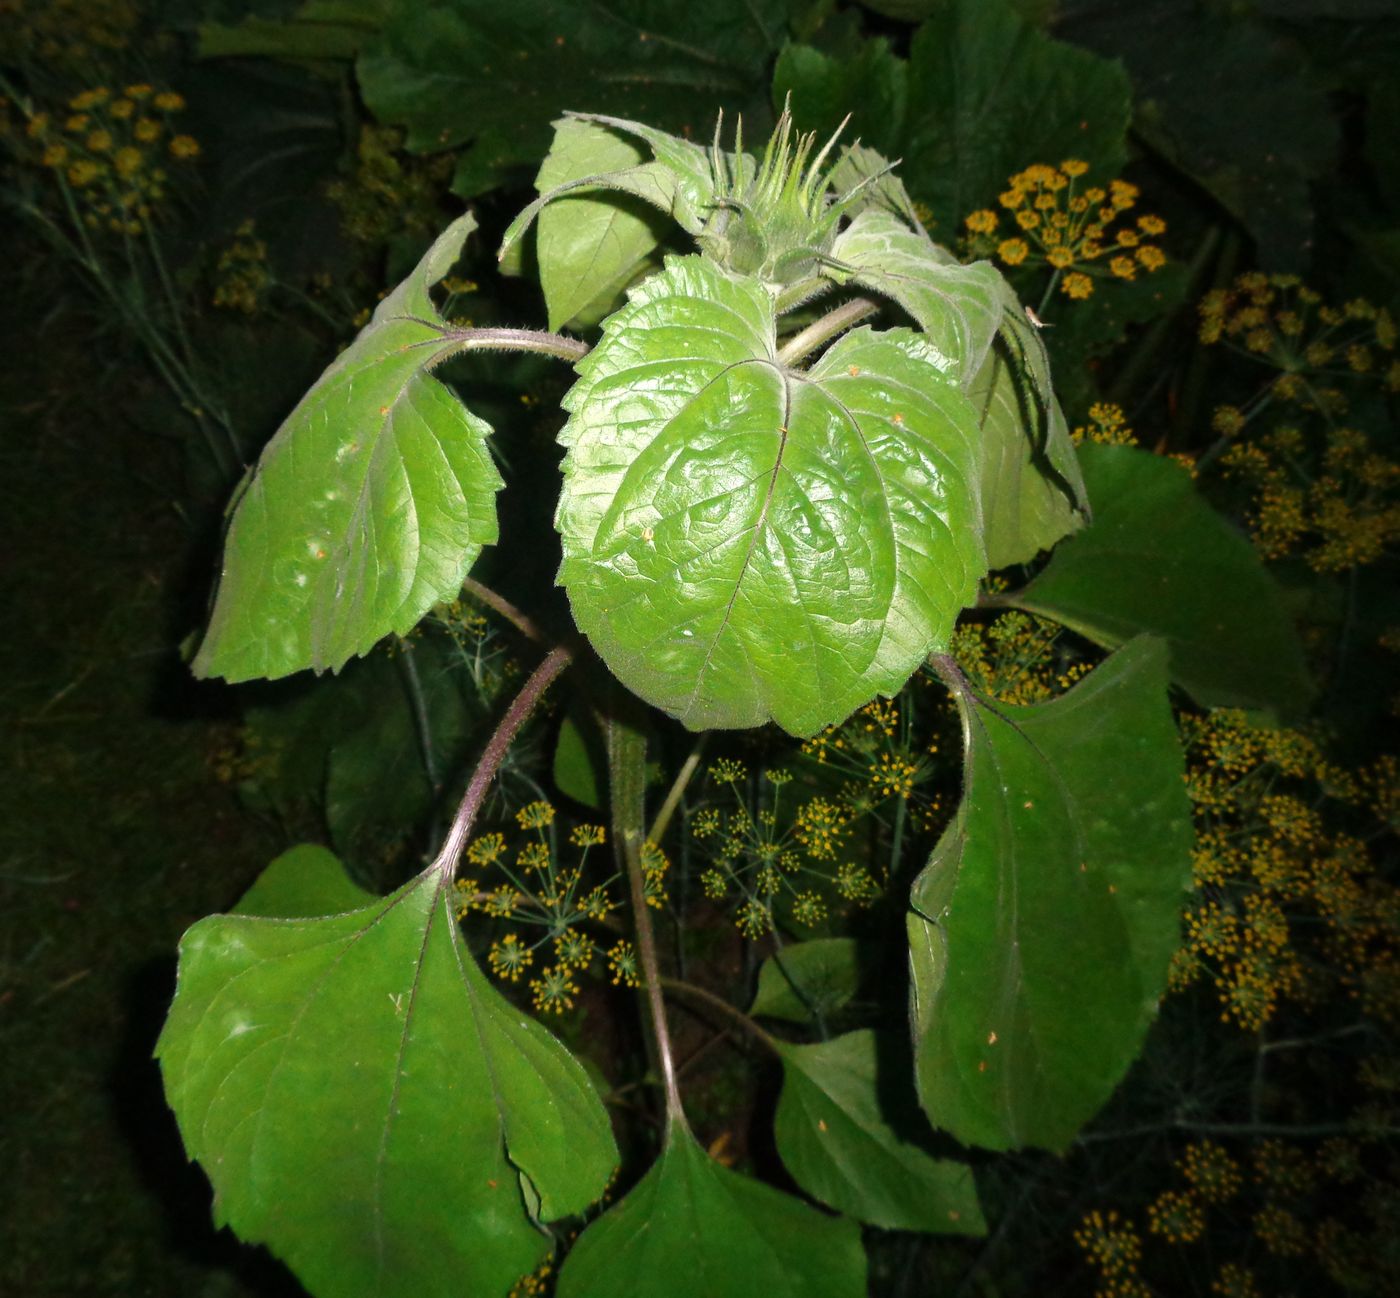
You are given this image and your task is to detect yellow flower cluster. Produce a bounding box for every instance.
[951,611,1089,706]
[1199,272,1399,398]
[792,796,848,860]
[1074,1209,1143,1285]
[0,0,142,75]
[1175,708,1400,1031]
[325,123,455,247]
[450,798,627,1003]
[962,162,1168,300]
[212,219,269,315]
[21,83,198,237]
[1072,402,1139,448]
[1220,421,1400,571]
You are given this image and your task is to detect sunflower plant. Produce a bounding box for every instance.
[155,110,1310,1298]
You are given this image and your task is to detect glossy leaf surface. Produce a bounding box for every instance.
[909,637,1191,1151]
[557,1122,866,1298]
[194,214,501,683]
[158,860,616,1298]
[774,1030,985,1234]
[1013,444,1313,713]
[750,937,860,1024]
[830,209,1003,383]
[557,255,986,735]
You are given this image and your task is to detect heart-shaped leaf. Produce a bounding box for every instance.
[830,209,1003,384]
[1011,443,1314,713]
[556,255,986,735]
[774,1030,985,1234]
[750,937,860,1024]
[194,214,502,683]
[909,637,1192,1152]
[556,1121,866,1298]
[157,857,617,1298]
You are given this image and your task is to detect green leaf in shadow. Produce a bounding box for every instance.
[774,1030,985,1234]
[909,637,1192,1151]
[1012,443,1314,714]
[750,937,860,1024]
[557,1121,866,1298]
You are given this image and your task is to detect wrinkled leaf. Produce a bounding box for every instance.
[1012,444,1313,713]
[194,214,502,683]
[750,938,860,1024]
[358,0,785,197]
[557,1121,866,1298]
[557,255,986,735]
[158,858,617,1298]
[909,637,1192,1151]
[774,1030,985,1234]
[830,209,1003,383]
[534,118,674,331]
[233,843,376,918]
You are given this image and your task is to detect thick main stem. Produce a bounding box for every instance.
[608,712,686,1126]
[430,645,572,881]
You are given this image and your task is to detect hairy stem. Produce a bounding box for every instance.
[608,712,686,1126]
[430,645,572,881]
[776,297,879,367]
[439,326,589,364]
[661,977,779,1053]
[461,576,548,644]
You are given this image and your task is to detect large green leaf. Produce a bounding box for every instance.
[901,0,1131,237]
[774,1030,985,1234]
[233,843,376,918]
[829,209,1003,384]
[557,255,986,735]
[1011,444,1314,714]
[194,214,502,683]
[909,637,1192,1152]
[357,0,787,197]
[157,859,617,1298]
[534,118,674,331]
[556,1122,866,1298]
[750,937,860,1024]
